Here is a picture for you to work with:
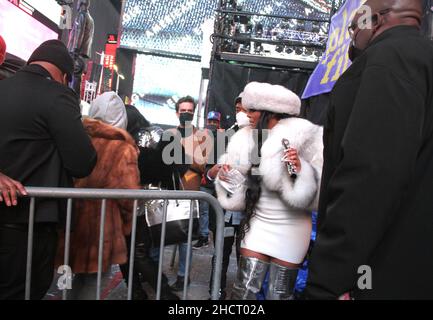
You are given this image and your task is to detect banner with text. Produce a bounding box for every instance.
[302,0,366,99]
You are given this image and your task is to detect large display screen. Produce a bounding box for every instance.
[132,54,202,127]
[0,0,58,61]
[23,0,62,24]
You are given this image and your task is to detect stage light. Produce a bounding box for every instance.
[121,0,337,56]
[295,46,304,55]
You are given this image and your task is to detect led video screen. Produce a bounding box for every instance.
[0,0,58,61]
[132,54,202,127]
[23,0,62,24]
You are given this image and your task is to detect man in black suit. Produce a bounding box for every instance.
[305,0,433,299]
[0,40,97,299]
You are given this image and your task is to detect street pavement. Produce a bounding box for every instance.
[45,237,237,300]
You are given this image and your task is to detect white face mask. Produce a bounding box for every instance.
[236,111,249,128]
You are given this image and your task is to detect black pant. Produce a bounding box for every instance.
[209,220,241,293]
[0,223,58,300]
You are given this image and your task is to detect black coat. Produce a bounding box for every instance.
[0,65,97,223]
[305,26,433,299]
[125,105,189,189]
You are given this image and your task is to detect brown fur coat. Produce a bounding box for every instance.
[59,118,140,274]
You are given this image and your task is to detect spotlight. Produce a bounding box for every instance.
[285,46,294,54]
[275,45,284,53]
[295,47,303,55]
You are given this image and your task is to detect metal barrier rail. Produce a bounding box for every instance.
[23,187,225,301]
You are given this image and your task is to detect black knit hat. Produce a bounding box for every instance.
[27,40,74,81]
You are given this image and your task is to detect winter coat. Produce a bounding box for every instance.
[63,118,140,274]
[215,117,323,213]
[0,64,96,224]
[125,105,189,188]
[166,127,211,191]
[305,26,433,299]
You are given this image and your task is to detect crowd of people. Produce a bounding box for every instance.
[1,0,433,300]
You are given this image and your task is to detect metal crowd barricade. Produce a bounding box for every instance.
[23,187,225,301]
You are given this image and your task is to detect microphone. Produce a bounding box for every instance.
[228,123,239,132]
[282,138,297,179]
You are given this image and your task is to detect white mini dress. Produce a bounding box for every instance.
[241,184,312,264]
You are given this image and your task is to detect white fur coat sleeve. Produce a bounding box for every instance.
[260,118,323,211]
[215,127,253,211]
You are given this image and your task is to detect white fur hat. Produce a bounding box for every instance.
[89,91,128,130]
[242,82,301,115]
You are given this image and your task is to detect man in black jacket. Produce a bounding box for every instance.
[0,36,27,207]
[305,0,433,299]
[0,40,97,299]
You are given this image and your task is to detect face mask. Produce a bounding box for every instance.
[348,42,364,62]
[179,112,194,125]
[207,124,218,132]
[236,112,249,128]
[348,20,376,63]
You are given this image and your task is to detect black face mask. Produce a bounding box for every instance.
[179,112,194,126]
[206,124,218,132]
[348,42,364,62]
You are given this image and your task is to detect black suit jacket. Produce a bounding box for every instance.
[0,65,97,223]
[305,26,433,299]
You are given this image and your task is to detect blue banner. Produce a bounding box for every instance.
[302,0,366,99]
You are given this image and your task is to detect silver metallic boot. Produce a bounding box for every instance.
[266,261,299,300]
[230,256,269,300]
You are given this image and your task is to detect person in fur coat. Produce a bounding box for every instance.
[214,82,323,300]
[59,92,140,299]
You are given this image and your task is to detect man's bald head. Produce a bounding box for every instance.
[351,0,423,47]
[364,0,423,25]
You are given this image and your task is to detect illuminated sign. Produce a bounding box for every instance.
[107,34,118,44]
[104,34,118,70]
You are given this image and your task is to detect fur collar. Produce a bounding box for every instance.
[260,117,323,164]
[216,117,323,211]
[220,117,322,170]
[83,118,138,151]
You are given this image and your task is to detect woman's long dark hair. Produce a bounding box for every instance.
[239,110,292,241]
[125,104,151,138]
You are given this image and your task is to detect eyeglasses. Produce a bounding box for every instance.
[348,8,392,38]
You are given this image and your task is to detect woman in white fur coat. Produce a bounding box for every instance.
[215,82,323,300]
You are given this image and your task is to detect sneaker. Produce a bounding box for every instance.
[193,237,209,249]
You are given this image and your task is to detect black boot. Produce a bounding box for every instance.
[123,217,179,300]
[170,275,190,292]
[131,282,148,300]
[134,249,179,300]
[160,285,181,300]
[120,263,148,300]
